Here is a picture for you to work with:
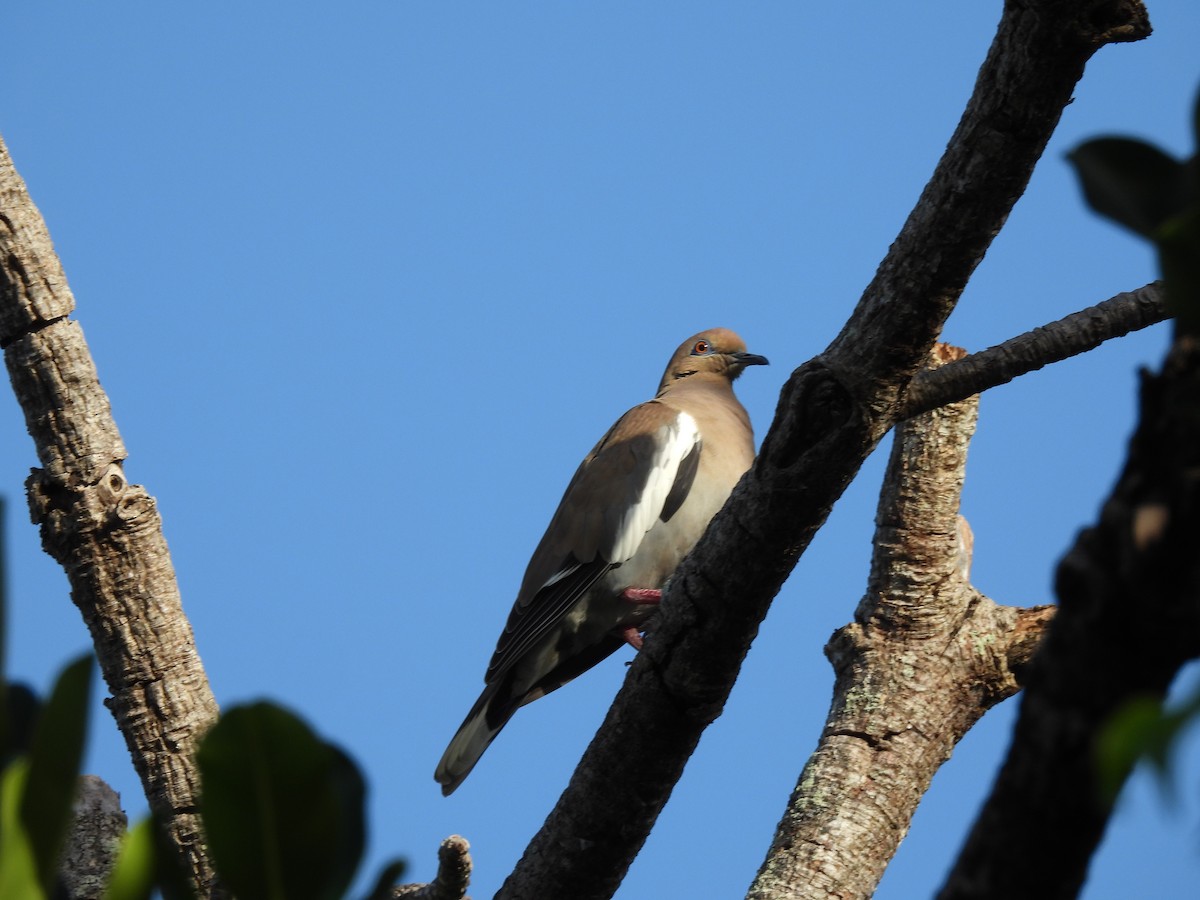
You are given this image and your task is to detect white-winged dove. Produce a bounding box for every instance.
[434,328,767,795]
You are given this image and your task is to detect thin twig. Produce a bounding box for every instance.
[393,836,472,900]
[902,282,1166,419]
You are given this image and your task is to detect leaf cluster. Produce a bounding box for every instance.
[0,499,407,900]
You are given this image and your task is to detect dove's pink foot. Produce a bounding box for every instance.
[620,588,662,604]
[616,588,662,650]
[619,625,644,651]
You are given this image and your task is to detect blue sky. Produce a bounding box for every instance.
[3,3,1198,898]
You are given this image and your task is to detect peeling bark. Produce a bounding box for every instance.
[747,346,1053,900]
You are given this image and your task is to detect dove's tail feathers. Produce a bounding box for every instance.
[434,683,522,795]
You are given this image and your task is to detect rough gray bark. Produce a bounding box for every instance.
[497,3,1151,898]
[747,345,1053,900]
[938,333,1200,899]
[56,776,127,900]
[0,135,222,898]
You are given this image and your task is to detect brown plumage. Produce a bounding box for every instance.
[434,328,767,795]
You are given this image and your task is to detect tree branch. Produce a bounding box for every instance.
[498,3,1150,898]
[747,345,1053,900]
[393,836,472,900]
[901,282,1167,420]
[0,136,222,897]
[57,776,127,900]
[938,334,1200,899]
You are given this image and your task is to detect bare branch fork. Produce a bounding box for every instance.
[497,3,1152,898]
[749,344,1056,898]
[736,282,1166,900]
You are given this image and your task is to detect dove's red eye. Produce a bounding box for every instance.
[693,340,710,355]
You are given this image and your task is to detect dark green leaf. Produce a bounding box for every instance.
[1,683,42,766]
[197,702,366,900]
[102,817,157,900]
[20,654,92,894]
[150,811,200,900]
[101,812,197,900]
[1068,137,1188,237]
[361,858,408,900]
[1096,697,1161,802]
[0,495,11,763]
[1095,694,1196,804]
[1158,205,1200,334]
[0,495,7,685]
[0,759,44,900]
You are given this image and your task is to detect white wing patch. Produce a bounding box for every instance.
[605,411,700,563]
